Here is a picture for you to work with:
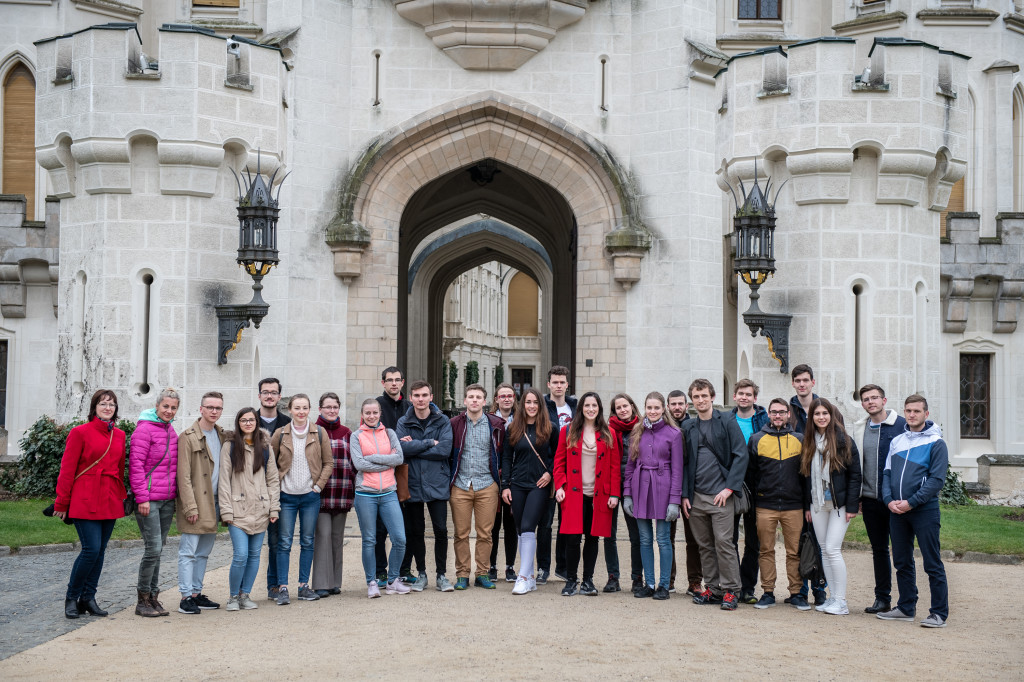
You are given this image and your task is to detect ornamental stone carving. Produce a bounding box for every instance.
[392,0,588,70]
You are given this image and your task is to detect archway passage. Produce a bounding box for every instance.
[401,162,575,393]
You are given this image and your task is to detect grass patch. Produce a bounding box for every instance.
[846,504,1024,557]
[0,498,180,550]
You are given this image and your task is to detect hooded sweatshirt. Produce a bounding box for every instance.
[129,408,179,503]
[882,420,948,510]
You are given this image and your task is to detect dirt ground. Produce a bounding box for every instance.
[3,534,1021,681]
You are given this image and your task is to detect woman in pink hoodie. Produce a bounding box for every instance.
[129,388,180,617]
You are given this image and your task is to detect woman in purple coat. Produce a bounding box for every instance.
[622,392,684,600]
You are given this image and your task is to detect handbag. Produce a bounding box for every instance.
[44,430,115,524]
[523,430,555,499]
[799,526,827,589]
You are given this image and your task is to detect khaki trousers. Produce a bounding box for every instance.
[450,483,499,578]
[756,507,804,596]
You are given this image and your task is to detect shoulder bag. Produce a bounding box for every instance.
[44,430,116,524]
[523,430,555,499]
[700,420,752,516]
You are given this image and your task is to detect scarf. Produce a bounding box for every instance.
[609,414,638,435]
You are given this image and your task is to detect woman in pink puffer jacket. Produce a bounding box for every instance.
[129,388,180,617]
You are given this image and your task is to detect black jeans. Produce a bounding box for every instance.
[537,495,556,571]
[861,496,892,602]
[564,496,599,582]
[511,486,550,536]
[401,500,449,576]
[67,519,115,600]
[732,505,760,594]
[266,518,280,588]
[489,498,518,568]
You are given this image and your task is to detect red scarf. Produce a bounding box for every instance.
[608,414,638,435]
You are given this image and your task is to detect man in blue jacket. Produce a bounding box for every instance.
[396,381,454,593]
[852,383,907,615]
[878,394,949,628]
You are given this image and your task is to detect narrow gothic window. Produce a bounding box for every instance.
[0,340,7,429]
[2,64,36,218]
[959,353,990,439]
[739,0,780,20]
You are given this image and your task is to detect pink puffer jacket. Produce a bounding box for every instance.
[129,416,179,503]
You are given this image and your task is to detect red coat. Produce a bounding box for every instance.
[54,418,127,520]
[553,425,621,537]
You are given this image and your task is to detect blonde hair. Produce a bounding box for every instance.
[156,387,180,405]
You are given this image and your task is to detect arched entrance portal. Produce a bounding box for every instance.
[327,92,651,422]
[400,162,576,395]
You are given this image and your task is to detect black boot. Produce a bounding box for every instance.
[64,598,80,619]
[77,598,108,617]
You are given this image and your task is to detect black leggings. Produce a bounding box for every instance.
[510,486,549,536]
[490,498,518,567]
[564,496,600,582]
[401,500,448,575]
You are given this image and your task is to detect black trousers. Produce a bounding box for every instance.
[510,486,549,536]
[401,500,449,576]
[861,496,892,602]
[732,505,760,594]
[564,496,600,582]
[489,498,518,568]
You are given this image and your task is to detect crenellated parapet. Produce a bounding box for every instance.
[716,37,969,207]
[33,22,286,198]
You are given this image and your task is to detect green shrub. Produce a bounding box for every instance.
[465,361,480,386]
[940,466,975,507]
[0,415,137,498]
[494,363,504,388]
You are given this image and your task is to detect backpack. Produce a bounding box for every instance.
[799,526,827,589]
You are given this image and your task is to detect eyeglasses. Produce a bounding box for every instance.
[768,410,789,416]
[201,405,223,411]
[239,418,257,425]
[97,401,117,407]
[384,379,403,384]
[260,390,280,397]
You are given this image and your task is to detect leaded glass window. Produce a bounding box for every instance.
[959,353,990,439]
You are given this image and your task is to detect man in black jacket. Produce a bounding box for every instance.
[681,378,748,611]
[375,366,411,585]
[539,365,576,584]
[748,399,807,610]
[257,377,290,601]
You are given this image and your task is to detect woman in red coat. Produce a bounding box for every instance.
[53,389,128,619]
[554,391,621,597]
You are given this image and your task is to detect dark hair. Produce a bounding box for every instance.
[630,392,678,461]
[200,391,223,406]
[381,366,403,381]
[610,393,639,421]
[258,377,281,393]
[490,383,516,414]
[799,398,851,475]
[507,388,551,446]
[904,393,929,411]
[733,379,759,397]
[791,364,814,381]
[231,407,267,474]
[319,392,340,408]
[858,384,886,399]
[409,380,431,394]
[667,389,687,402]
[688,378,716,400]
[464,383,487,399]
[567,392,611,449]
[547,365,570,381]
[87,389,119,422]
[768,397,789,411]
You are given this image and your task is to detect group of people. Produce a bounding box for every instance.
[52,363,950,628]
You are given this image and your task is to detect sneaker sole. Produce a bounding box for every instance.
[367,593,381,599]
[241,604,258,610]
[385,590,410,595]
[177,608,201,614]
[877,614,914,621]
[196,606,219,610]
[921,621,946,628]
[753,603,775,609]
[225,605,240,612]
[793,605,811,611]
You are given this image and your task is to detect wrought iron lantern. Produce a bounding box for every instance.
[215,152,288,364]
[726,164,792,373]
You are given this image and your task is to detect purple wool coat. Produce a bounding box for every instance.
[622,419,684,520]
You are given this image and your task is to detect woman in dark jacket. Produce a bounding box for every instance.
[801,398,862,616]
[607,393,642,595]
[501,388,558,595]
[312,392,354,597]
[53,389,127,619]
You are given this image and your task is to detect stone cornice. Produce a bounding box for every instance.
[832,11,907,36]
[917,8,999,27]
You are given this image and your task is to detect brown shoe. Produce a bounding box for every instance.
[148,590,169,616]
[135,591,159,617]
[686,582,703,597]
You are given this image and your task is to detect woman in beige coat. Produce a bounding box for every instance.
[269,394,333,604]
[219,407,280,611]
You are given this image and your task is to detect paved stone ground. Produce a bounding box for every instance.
[0,536,234,660]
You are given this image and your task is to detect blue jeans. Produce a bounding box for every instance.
[177,533,217,596]
[636,518,672,589]
[228,525,266,596]
[67,519,116,600]
[277,490,320,585]
[353,492,406,584]
[890,502,948,620]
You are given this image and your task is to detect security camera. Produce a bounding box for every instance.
[227,41,241,58]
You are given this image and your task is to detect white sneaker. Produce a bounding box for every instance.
[815,597,835,612]
[238,592,258,610]
[512,576,530,595]
[367,581,381,599]
[824,598,849,615]
[225,595,239,612]
[528,576,537,592]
